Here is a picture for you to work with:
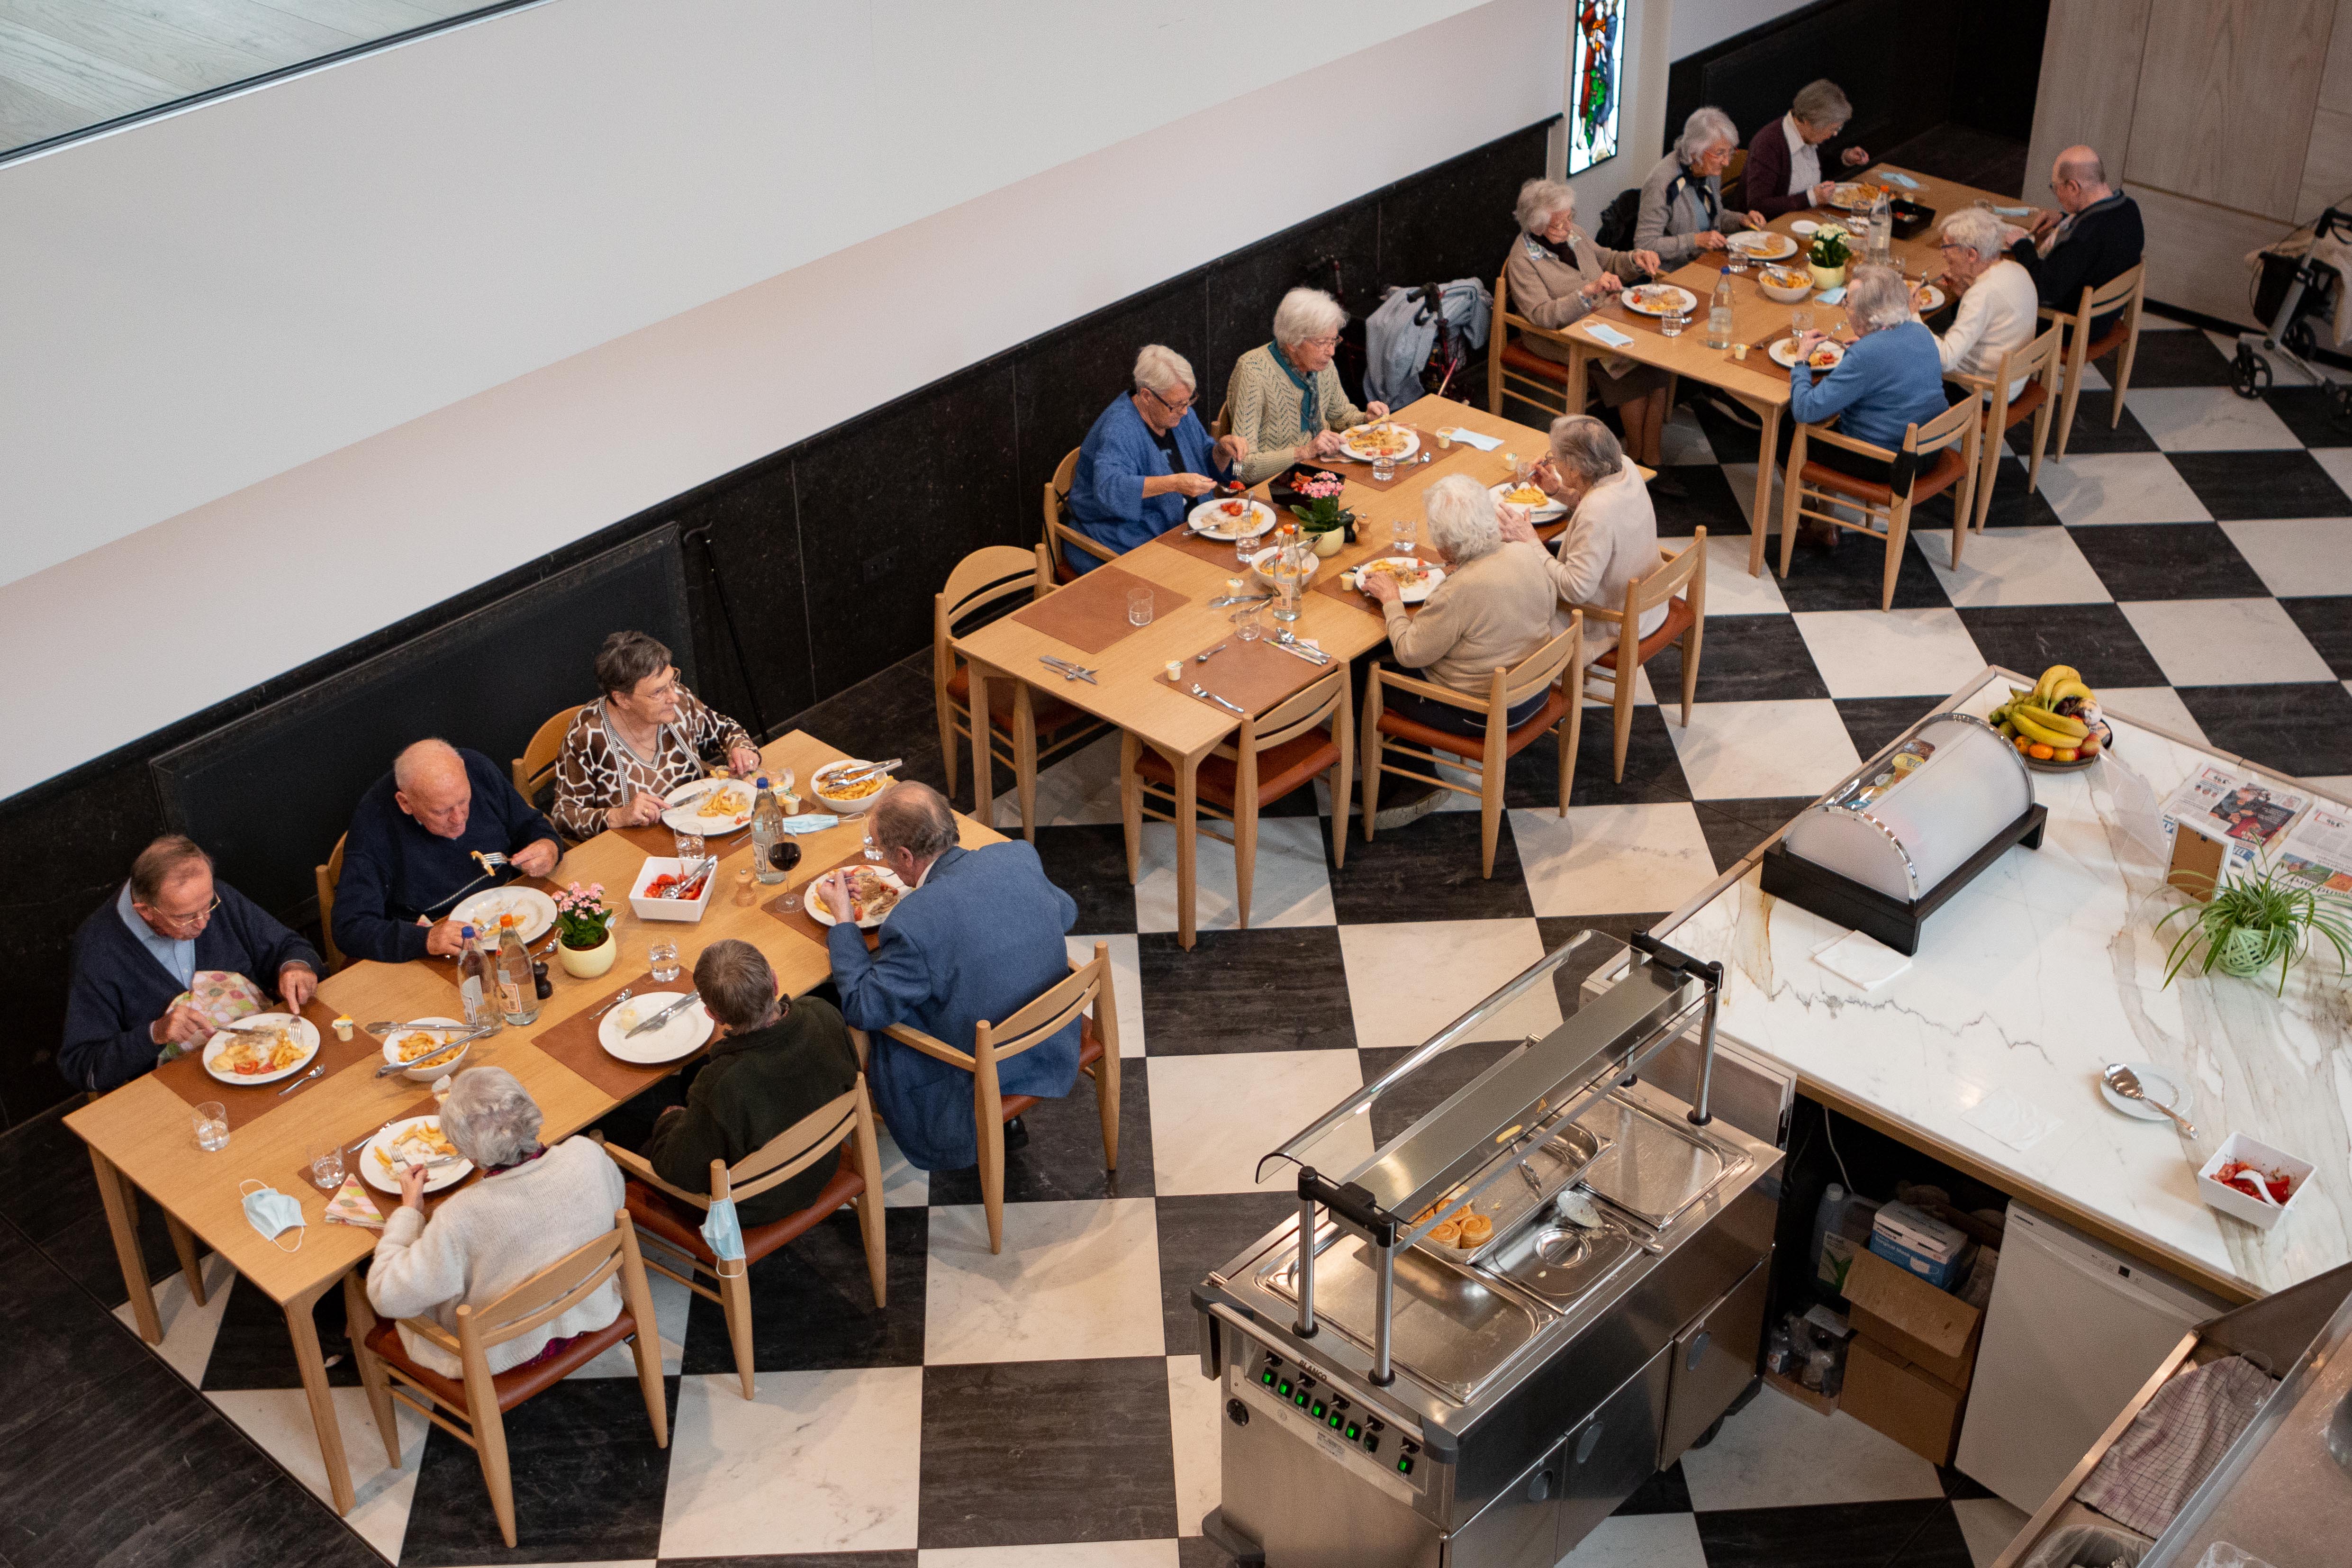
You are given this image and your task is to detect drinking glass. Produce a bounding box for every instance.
[1662,309,1688,337]
[771,839,804,912]
[1372,453,1394,483]
[194,1103,229,1152]
[1236,529,1257,570]
[648,942,680,982]
[1127,587,1154,626]
[1233,603,1263,643]
[1392,513,1416,558]
[308,1140,345,1191]
[862,830,883,864]
[673,830,705,864]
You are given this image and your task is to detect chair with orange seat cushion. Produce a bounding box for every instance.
[1951,323,2063,539]
[1776,397,1981,611]
[1360,619,1585,878]
[600,1077,887,1400]
[1488,266,1578,426]
[1117,664,1350,930]
[2042,262,2145,460]
[1040,447,1117,583]
[1579,529,1707,783]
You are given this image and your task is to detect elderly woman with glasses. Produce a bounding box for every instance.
[551,630,764,838]
[1744,78,1872,218]
[1502,178,1674,474]
[1636,107,1769,266]
[1224,288,1390,486]
[367,1066,628,1378]
[1500,416,1667,662]
[1926,208,2039,402]
[1777,264,1949,541]
[1065,344,1253,573]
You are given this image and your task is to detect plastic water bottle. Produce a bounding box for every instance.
[457,924,502,1034]
[1704,268,1735,350]
[496,915,538,1026]
[751,776,788,884]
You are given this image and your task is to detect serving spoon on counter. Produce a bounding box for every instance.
[2103,1063,2197,1137]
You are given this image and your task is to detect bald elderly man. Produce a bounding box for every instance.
[333,738,562,964]
[2001,145,2143,335]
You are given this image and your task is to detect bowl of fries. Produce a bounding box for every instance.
[381,1017,475,1082]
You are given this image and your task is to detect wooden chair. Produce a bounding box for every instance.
[934,545,1108,839]
[863,942,1122,1254]
[1488,267,1578,426]
[1040,446,1117,583]
[1118,664,1351,929]
[1777,399,1981,611]
[2042,262,2146,459]
[315,833,347,973]
[1579,529,1707,783]
[345,1210,668,1549]
[1953,323,2063,538]
[511,704,583,806]
[603,1076,887,1399]
[1722,147,1748,210]
[1361,619,1585,878]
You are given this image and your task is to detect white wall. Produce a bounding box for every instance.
[0,0,1567,798]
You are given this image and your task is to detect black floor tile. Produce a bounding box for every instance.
[2169,449,2352,520]
[198,1272,360,1391]
[1653,464,1753,538]
[1180,1533,1243,1567]
[676,1208,928,1376]
[1327,808,1537,924]
[1835,695,1947,761]
[1154,1192,1295,1354]
[1878,124,2027,198]
[2177,681,2352,777]
[1029,823,1140,935]
[2252,386,2352,448]
[1772,517,1959,612]
[1689,393,1764,464]
[1938,1463,1995,1501]
[1613,1459,1694,1514]
[2112,327,2237,388]
[2015,397,2157,456]
[1695,803,1782,873]
[1694,1497,1956,1568]
[1953,603,2169,689]
[1973,456,2067,527]
[1139,927,1357,1053]
[1649,614,1826,703]
[0,1101,187,1307]
[0,1221,151,1451]
[786,650,952,800]
[919,1357,1177,1549]
[2280,595,2352,678]
[1889,1499,1979,1566]
[2070,522,2270,600]
[398,1373,680,1565]
[928,1060,1149,1205]
[1553,704,1695,807]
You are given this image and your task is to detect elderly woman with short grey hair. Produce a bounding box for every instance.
[1224,289,1389,486]
[366,1067,627,1377]
[551,629,761,838]
[1744,77,1872,218]
[1775,263,1949,514]
[1927,207,2039,401]
[1636,107,1769,265]
[1499,415,1667,660]
[1065,343,1253,571]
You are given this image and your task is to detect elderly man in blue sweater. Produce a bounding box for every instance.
[1064,344,1252,574]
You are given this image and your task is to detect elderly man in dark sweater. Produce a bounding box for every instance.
[63,835,321,1093]
[2003,145,2144,334]
[333,738,562,965]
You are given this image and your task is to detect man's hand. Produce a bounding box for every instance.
[1366,401,1391,419]
[1695,230,1727,251]
[1841,146,1870,168]
[1170,472,1217,498]
[279,964,317,1012]
[1630,250,1663,278]
[728,744,763,777]
[1793,330,1829,361]
[1496,506,1539,545]
[151,1000,210,1048]
[2028,208,2063,240]
[510,839,560,879]
[816,871,854,924]
[1360,571,1403,606]
[397,1163,427,1212]
[424,917,467,958]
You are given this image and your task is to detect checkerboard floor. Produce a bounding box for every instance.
[24,309,2349,1567]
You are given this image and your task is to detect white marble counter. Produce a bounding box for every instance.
[1660,671,2351,1298]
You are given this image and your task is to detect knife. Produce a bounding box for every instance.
[625,991,702,1038]
[1269,638,1331,665]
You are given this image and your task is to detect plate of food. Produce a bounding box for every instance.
[1727,230,1798,261]
[381,1016,474,1082]
[1911,282,1946,314]
[807,865,911,931]
[662,778,756,834]
[1489,480,1566,522]
[597,993,715,1066]
[1344,556,1446,603]
[361,1115,472,1196]
[1620,283,1699,318]
[1827,181,1873,210]
[1187,496,1277,541]
[452,886,557,943]
[201,1013,320,1086]
[1339,422,1418,463]
[1770,337,1846,372]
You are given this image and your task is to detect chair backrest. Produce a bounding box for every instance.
[1623,526,1706,626]
[975,945,1106,1068]
[2074,260,2145,325]
[1241,664,1348,755]
[454,1209,633,1354]
[1986,322,2065,424]
[1722,147,1747,208]
[1906,394,1981,459]
[1211,400,1231,440]
[1499,616,1585,708]
[715,1082,865,1208]
[315,833,347,972]
[936,545,1048,684]
[513,704,583,803]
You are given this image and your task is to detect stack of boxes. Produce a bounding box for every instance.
[1838,1201,1988,1464]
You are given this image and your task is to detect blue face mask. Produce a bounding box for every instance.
[701,1196,745,1264]
[241,1180,305,1251]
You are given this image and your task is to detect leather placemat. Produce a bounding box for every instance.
[1009,564,1193,656]
[1332,427,1469,490]
[1314,556,1431,618]
[293,1090,449,1212]
[760,849,886,953]
[528,971,705,1101]
[1174,636,1332,717]
[154,995,381,1131]
[1154,516,1292,571]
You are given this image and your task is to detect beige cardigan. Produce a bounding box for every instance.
[1530,462,1670,658]
[1382,542,1573,697]
[1226,344,1368,485]
[1503,229,1651,366]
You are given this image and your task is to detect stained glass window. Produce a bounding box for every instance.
[1569,0,1624,175]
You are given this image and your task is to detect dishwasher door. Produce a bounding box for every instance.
[1659,1256,1771,1466]
[1553,1345,1673,1559]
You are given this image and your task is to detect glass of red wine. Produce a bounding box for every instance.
[769,836,804,912]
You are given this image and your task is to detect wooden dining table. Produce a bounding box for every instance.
[64,729,1001,1516]
[954,393,1563,950]
[1555,164,2053,575]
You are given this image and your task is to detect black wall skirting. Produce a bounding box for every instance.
[0,114,1558,1130]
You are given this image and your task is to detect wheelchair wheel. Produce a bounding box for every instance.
[2232,345,2272,399]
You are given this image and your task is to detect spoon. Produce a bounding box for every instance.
[1196,644,1229,662]
[588,988,633,1020]
[2103,1063,2197,1136]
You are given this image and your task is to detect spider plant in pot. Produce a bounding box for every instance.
[2158,865,2352,995]
[1288,471,1356,558]
[1807,223,1852,291]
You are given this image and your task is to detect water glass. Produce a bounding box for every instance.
[1372,453,1394,483]
[1662,309,1689,337]
[1126,587,1154,626]
[1790,308,1814,338]
[1233,602,1263,642]
[862,830,883,863]
[673,830,705,864]
[1236,531,1256,569]
[308,1140,345,1191]
[1392,515,1416,557]
[194,1103,229,1152]
[649,942,680,982]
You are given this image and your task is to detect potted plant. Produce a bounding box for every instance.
[1808,223,1852,291]
[552,881,618,979]
[1288,470,1355,558]
[2159,864,2352,994]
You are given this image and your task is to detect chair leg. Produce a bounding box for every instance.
[721,1264,755,1401]
[471,1383,519,1548]
[1329,753,1351,870]
[2054,363,2084,461]
[1778,474,1801,579]
[2111,338,2138,426]
[852,1120,889,1310]
[1359,683,1383,843]
[1095,1048,1122,1172]
[937,688,959,801]
[2026,403,2053,499]
[1611,663,1635,784]
[1118,732,1143,882]
[1558,698,1581,816]
[342,1272,402,1467]
[1233,802,1257,930]
[977,1086,1007,1256]
[1479,767,1502,879]
[1680,625,1701,724]
[1972,428,1998,535]
[1882,502,1907,612]
[617,1224,671,1442]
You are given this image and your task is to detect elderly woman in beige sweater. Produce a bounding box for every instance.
[1502,416,1668,660]
[1224,288,1390,486]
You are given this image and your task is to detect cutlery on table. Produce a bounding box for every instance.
[366,1018,477,1037]
[826,758,903,786]
[276,1063,325,1096]
[1196,644,1229,662]
[587,988,634,1021]
[1269,639,1330,666]
[1191,684,1248,716]
[1208,593,1272,608]
[2103,1064,2197,1137]
[626,990,703,1039]
[1038,657,1099,684]
[371,1025,495,1075]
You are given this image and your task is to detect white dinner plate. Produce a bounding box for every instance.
[1344,557,1447,604]
[379,1016,472,1081]
[1827,182,1873,211]
[452,886,556,943]
[361,1115,474,1195]
[201,1013,320,1086]
[1339,424,1419,463]
[1188,497,1277,541]
[2100,1062,2187,1124]
[1771,337,1846,372]
[1620,284,1699,318]
[806,866,911,931]
[1913,283,1946,314]
[1728,231,1798,261]
[661,779,757,834]
[598,993,715,1065]
[1488,480,1567,522]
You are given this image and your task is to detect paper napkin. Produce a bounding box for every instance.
[1436,427,1502,451]
[1582,322,1637,348]
[1963,1090,2065,1153]
[323,1175,384,1229]
[1811,929,1910,989]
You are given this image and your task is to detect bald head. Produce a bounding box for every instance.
[2051,145,2110,212]
[394,738,473,839]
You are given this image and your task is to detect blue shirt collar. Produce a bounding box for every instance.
[118,880,197,990]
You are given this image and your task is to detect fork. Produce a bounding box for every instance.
[1191,684,1247,716]
[276,1063,326,1096]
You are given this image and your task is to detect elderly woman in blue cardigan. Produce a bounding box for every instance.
[1063,345,1252,574]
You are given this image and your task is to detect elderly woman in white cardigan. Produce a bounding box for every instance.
[1501,416,1667,661]
[1225,288,1390,486]
[1635,107,1769,267]
[1926,207,2039,402]
[367,1066,625,1377]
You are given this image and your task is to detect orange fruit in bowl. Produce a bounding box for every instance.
[2028,742,2055,761]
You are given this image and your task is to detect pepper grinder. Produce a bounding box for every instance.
[531,960,552,1001]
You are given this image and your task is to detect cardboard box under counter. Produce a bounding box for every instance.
[1842,1336,1967,1466]
[1840,1247,1982,1464]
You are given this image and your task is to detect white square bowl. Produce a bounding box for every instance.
[629,857,716,923]
[2196,1132,2313,1233]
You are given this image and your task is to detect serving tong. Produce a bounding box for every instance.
[823,757,902,787]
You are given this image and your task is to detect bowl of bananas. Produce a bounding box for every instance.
[1989,664,2109,770]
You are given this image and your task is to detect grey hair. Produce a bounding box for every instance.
[440,1066,543,1169]
[1845,264,1912,335]
[1132,344,1196,397]
[1271,288,1345,347]
[392,738,462,792]
[1515,176,1575,234]
[1547,414,1625,483]
[1939,207,2005,260]
[1674,107,1738,163]
[2055,146,2106,186]
[594,630,671,701]
[869,779,958,861]
[129,834,212,906]
[694,938,780,1033]
[1791,79,1852,129]
[1424,473,1502,565]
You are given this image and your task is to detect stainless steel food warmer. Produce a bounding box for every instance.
[1191,930,1785,1568]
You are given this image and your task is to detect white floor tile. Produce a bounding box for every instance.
[1954,1494,2033,1568]
[1912,525,2112,607]
[2118,598,2338,686]
[2312,447,2352,498]
[113,1251,233,1384]
[1793,608,1990,698]
[2126,386,2302,451]
[572,1265,691,1378]
[1557,1512,1710,1568]
[996,732,1127,831]
[1069,932,1146,1057]
[1679,1383,1944,1511]
[2098,686,2209,745]
[1134,818,1337,934]
[660,1367,922,1558]
[2036,453,2212,526]
[1700,532,1791,614]
[1511,803,1717,917]
[1721,461,1768,529]
[1167,1353,1224,1536]
[1147,1051,1367,1196]
[874,1123,931,1207]
[921,1543,1181,1567]
[1661,407,1716,466]
[1339,918,1559,1052]
[1668,699,1862,800]
[923,1198,1164,1363]
[2218,516,2352,597]
[209,1387,428,1563]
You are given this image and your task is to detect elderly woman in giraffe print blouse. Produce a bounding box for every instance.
[550,631,762,839]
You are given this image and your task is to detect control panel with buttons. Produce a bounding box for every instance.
[1234,1348,1428,1504]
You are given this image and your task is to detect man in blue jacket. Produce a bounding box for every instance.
[816,781,1080,1171]
[1064,344,1252,573]
[63,835,321,1093]
[333,738,562,965]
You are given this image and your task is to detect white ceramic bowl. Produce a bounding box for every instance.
[380,1019,472,1083]
[1757,270,1811,304]
[2196,1132,2312,1233]
[628,856,717,923]
[811,760,888,816]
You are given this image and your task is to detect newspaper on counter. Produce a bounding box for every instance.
[2158,765,2260,878]
[2278,801,2352,892]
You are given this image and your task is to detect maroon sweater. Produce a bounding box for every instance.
[1742,118,1860,218]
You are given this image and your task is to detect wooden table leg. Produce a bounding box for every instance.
[287,1275,357,1514]
[90,1147,160,1343]
[1565,342,1590,418]
[164,1213,208,1308]
[1749,402,1782,576]
[967,663,995,829]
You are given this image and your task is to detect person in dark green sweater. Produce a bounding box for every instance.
[640,939,860,1226]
